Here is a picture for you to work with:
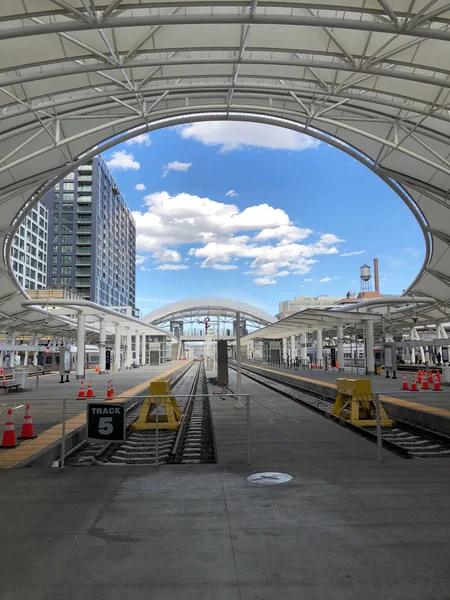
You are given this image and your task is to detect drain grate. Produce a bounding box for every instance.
[247,472,293,485]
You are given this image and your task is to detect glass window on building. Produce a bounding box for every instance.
[62,203,73,211]
[61,234,73,243]
[61,256,72,265]
[53,214,59,222]
[51,277,57,286]
[53,234,58,243]
[61,267,72,275]
[62,214,73,222]
[54,202,60,211]
[63,194,74,201]
[61,224,73,233]
[65,172,74,181]
[61,245,73,253]
[52,256,58,264]
[52,266,58,274]
[63,182,74,190]
[60,277,72,285]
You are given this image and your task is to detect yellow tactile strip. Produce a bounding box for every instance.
[0,361,192,469]
[244,364,450,419]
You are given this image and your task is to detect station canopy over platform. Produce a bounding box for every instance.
[19,299,178,342]
[143,298,276,330]
[1,1,450,333]
[241,308,381,343]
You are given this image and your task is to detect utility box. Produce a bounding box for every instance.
[13,366,29,390]
[217,340,229,387]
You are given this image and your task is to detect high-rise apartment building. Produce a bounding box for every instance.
[277,295,343,319]
[43,156,136,310]
[10,203,48,290]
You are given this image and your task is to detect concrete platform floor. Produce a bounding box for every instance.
[2,369,450,599]
[243,360,450,411]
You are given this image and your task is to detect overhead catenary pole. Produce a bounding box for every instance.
[337,325,345,372]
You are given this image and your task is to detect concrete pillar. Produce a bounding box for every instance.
[300,333,307,367]
[236,310,242,397]
[366,320,375,375]
[114,323,121,372]
[337,326,345,372]
[316,329,323,367]
[141,333,146,365]
[282,337,287,361]
[99,318,106,374]
[126,328,132,369]
[290,335,296,360]
[76,312,85,379]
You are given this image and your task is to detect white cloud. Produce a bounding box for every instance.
[179,121,320,152]
[136,255,148,265]
[340,250,366,257]
[225,189,238,197]
[304,278,313,282]
[152,248,181,263]
[254,276,276,285]
[320,277,331,283]
[135,183,147,191]
[126,133,151,147]
[132,190,343,280]
[106,150,140,171]
[320,233,345,244]
[203,263,238,271]
[155,264,188,271]
[254,225,312,243]
[162,161,192,177]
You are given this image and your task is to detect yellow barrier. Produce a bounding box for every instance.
[332,378,394,427]
[132,380,182,431]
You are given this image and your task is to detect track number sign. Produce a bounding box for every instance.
[87,403,126,442]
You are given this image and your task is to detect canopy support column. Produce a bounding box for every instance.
[337,326,345,372]
[366,320,375,375]
[114,324,121,372]
[316,329,323,368]
[76,312,85,380]
[99,318,106,375]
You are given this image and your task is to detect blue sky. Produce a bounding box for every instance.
[101,121,424,317]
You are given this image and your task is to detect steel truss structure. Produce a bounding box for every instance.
[1,1,450,336]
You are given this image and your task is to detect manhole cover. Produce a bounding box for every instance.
[247,472,293,485]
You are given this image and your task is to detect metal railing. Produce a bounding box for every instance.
[0,392,252,468]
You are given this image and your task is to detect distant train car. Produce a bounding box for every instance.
[307,344,384,368]
[38,345,100,371]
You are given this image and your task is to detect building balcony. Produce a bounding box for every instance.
[76,236,91,245]
[76,257,91,266]
[76,247,91,255]
[77,206,92,213]
[75,279,91,287]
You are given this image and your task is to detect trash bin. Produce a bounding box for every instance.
[13,366,29,390]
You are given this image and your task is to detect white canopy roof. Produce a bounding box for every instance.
[143,297,276,327]
[0,1,450,335]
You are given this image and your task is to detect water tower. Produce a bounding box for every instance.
[360,264,372,293]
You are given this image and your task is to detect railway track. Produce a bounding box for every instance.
[231,363,450,459]
[66,360,215,466]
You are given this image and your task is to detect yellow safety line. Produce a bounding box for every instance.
[0,360,192,469]
[243,363,450,419]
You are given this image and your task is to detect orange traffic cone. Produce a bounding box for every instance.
[401,374,409,390]
[1,408,17,447]
[410,376,418,392]
[434,375,441,391]
[86,380,94,398]
[428,370,433,383]
[336,361,339,370]
[417,370,422,384]
[95,366,99,374]
[436,370,441,383]
[77,380,85,399]
[19,404,36,439]
[422,376,429,390]
[110,379,115,397]
[106,380,112,399]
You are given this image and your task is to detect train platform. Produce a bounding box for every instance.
[2,369,450,599]
[0,361,187,468]
[240,360,450,434]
